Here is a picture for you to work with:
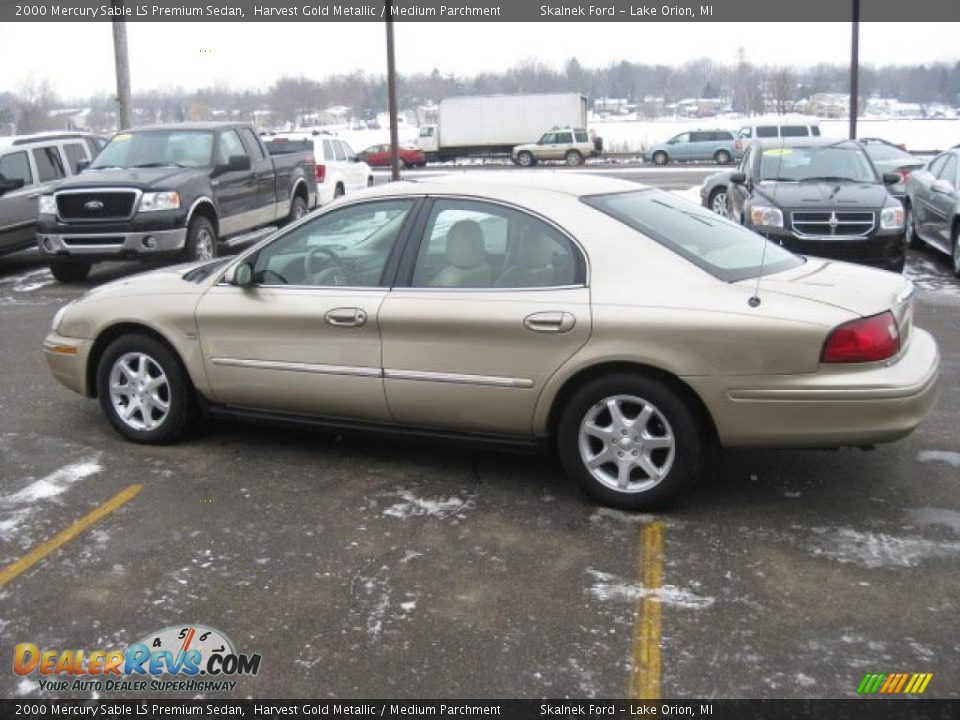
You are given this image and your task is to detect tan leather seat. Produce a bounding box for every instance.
[495,232,556,287]
[429,219,492,288]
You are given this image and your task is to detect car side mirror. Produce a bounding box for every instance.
[225,261,254,287]
[221,155,251,173]
[729,172,747,185]
[76,160,90,173]
[882,172,900,186]
[0,177,25,196]
[349,155,359,163]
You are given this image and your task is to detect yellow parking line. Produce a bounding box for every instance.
[628,520,665,699]
[0,484,143,587]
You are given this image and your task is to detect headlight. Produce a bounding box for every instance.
[139,191,180,212]
[880,206,904,229]
[51,302,73,332]
[38,195,57,215]
[749,205,784,227]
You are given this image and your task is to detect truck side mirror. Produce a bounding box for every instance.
[729,172,747,185]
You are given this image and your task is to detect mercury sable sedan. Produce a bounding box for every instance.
[44,173,940,509]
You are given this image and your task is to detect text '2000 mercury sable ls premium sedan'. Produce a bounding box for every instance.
[43,173,940,509]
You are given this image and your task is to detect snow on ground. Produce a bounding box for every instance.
[807,527,960,568]
[586,568,715,609]
[381,488,473,519]
[916,450,960,467]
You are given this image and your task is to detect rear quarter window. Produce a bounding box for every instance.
[755,126,778,138]
[780,126,810,137]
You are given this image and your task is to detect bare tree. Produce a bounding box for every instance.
[771,68,796,114]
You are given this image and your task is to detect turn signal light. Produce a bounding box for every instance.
[821,311,900,363]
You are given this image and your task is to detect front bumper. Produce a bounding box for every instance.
[37,226,188,260]
[44,333,94,397]
[756,225,906,270]
[686,328,940,448]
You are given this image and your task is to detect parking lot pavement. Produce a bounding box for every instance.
[1,181,958,700]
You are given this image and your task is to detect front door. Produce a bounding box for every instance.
[212,129,259,236]
[0,149,42,254]
[929,154,958,249]
[379,197,591,436]
[196,197,418,420]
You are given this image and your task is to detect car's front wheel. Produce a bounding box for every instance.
[652,151,668,166]
[181,216,217,262]
[557,373,702,510]
[709,187,728,217]
[714,149,732,165]
[96,334,193,444]
[905,201,922,249]
[516,151,535,167]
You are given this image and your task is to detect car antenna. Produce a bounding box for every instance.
[748,136,787,308]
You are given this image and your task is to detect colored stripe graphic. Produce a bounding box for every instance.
[857,672,932,694]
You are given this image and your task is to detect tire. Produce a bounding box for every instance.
[96,334,193,445]
[905,201,923,249]
[402,159,412,169]
[556,373,703,510]
[367,176,374,187]
[652,151,668,166]
[714,149,732,165]
[286,195,307,226]
[181,216,217,262]
[334,183,345,198]
[49,261,91,283]
[708,188,728,218]
[565,150,584,167]
[516,151,535,167]
[952,224,960,279]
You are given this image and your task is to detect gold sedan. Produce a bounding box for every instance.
[44,173,940,509]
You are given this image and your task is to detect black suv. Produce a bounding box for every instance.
[728,138,906,272]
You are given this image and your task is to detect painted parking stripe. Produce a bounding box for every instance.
[0,484,143,587]
[628,520,665,699]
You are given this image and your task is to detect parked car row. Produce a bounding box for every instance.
[645,119,822,166]
[905,148,960,276]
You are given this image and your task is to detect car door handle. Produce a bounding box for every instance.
[325,307,367,328]
[524,311,575,334]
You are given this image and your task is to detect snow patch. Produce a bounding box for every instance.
[586,569,714,609]
[590,507,658,524]
[5,457,103,503]
[382,489,472,519]
[809,528,960,568]
[917,450,960,468]
[0,268,54,293]
[905,507,960,534]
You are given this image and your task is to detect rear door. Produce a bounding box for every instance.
[196,197,418,419]
[379,197,591,436]
[915,154,947,244]
[929,154,958,249]
[238,127,280,221]
[0,149,40,254]
[339,140,366,191]
[688,131,713,161]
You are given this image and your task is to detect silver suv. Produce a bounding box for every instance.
[0,132,106,257]
[512,128,596,167]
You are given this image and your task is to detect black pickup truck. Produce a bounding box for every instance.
[727,138,907,272]
[36,122,318,281]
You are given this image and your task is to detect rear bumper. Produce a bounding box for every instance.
[686,328,940,448]
[37,227,188,261]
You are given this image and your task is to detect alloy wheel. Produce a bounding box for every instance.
[194,228,214,261]
[711,191,728,217]
[108,352,171,432]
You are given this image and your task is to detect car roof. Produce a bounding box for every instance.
[0,131,100,150]
[364,171,642,200]
[120,122,245,133]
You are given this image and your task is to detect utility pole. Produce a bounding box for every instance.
[848,0,860,139]
[112,1,133,130]
[385,0,401,182]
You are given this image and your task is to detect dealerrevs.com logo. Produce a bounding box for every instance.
[14,624,261,693]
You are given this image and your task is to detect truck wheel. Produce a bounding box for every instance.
[714,149,732,165]
[516,151,535,167]
[49,261,91,283]
[181,216,217,262]
[652,151,669,166]
[367,176,374,187]
[565,150,584,166]
[286,195,307,226]
[334,183,345,198]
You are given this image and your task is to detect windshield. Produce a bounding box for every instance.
[759,144,878,183]
[862,143,912,162]
[91,130,214,169]
[582,189,804,282]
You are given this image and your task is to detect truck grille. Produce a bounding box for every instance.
[56,191,138,221]
[61,236,125,247]
[791,211,874,238]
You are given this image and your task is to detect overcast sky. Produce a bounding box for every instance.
[1,21,958,99]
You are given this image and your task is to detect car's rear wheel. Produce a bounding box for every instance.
[96,334,193,444]
[709,188,728,217]
[565,150,584,166]
[49,260,91,283]
[334,183,345,198]
[714,149,732,165]
[367,176,374,187]
[905,202,923,249]
[557,373,702,510]
[181,216,217,262]
[517,151,535,167]
[652,151,668,166]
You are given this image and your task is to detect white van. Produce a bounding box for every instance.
[263,132,373,206]
[734,119,821,157]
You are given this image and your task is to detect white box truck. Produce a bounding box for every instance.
[416,93,587,161]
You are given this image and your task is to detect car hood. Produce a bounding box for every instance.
[744,257,910,317]
[81,260,221,301]
[755,181,889,208]
[513,143,538,153]
[59,166,208,191]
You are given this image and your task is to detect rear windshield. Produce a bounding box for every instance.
[759,144,878,183]
[582,189,804,283]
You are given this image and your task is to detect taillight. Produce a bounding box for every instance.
[735,139,743,150]
[896,169,911,183]
[315,164,326,183]
[821,311,900,363]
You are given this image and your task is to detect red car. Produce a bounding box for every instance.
[359,144,427,168]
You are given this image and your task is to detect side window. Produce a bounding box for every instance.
[927,154,947,177]
[419,127,434,138]
[0,151,34,186]
[63,143,89,174]
[672,133,690,144]
[811,126,821,137]
[32,146,66,182]
[574,131,589,143]
[322,140,335,161]
[780,126,809,137]
[252,199,414,287]
[340,141,356,159]
[689,132,711,143]
[738,127,752,139]
[218,130,246,164]
[332,142,346,161]
[411,199,582,289]
[540,133,557,145]
[238,128,266,161]
[557,132,574,144]
[717,131,734,141]
[755,126,778,138]
[938,155,957,185]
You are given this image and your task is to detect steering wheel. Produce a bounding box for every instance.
[303,245,347,285]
